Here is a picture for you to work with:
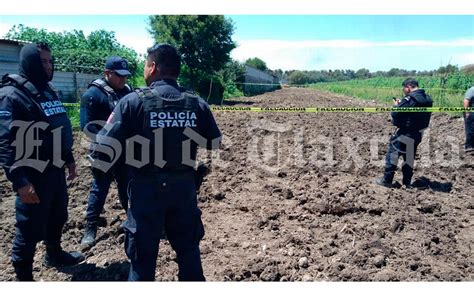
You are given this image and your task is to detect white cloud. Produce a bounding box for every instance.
[384,39,474,47]
[234,38,474,51]
[231,38,474,71]
[451,52,474,66]
[0,22,14,38]
[115,33,153,56]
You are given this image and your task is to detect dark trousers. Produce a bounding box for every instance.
[123,172,205,281]
[465,113,474,150]
[383,131,422,185]
[12,167,68,267]
[85,168,128,224]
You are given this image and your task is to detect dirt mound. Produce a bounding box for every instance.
[0,88,472,281]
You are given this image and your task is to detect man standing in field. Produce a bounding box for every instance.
[375,78,433,188]
[92,44,221,281]
[463,86,474,154]
[79,56,132,247]
[0,42,84,281]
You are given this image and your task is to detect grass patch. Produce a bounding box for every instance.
[65,105,81,130]
[309,75,473,116]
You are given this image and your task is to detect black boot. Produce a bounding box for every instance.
[13,261,33,281]
[375,177,393,188]
[401,169,413,188]
[81,223,97,247]
[43,245,84,267]
[402,178,413,188]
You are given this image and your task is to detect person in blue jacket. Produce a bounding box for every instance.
[92,43,221,281]
[0,42,84,281]
[376,78,433,188]
[79,56,132,247]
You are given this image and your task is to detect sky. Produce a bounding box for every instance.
[0,15,473,72]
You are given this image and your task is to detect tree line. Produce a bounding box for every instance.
[243,56,468,86]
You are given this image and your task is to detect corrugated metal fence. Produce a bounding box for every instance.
[243,65,280,95]
[51,72,100,102]
[0,68,99,103]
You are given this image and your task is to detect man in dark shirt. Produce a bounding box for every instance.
[0,42,83,281]
[93,44,221,281]
[376,78,433,188]
[79,56,132,247]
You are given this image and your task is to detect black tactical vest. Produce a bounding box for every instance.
[89,78,130,112]
[1,74,73,159]
[136,87,200,171]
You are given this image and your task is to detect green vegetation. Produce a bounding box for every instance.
[221,60,245,100]
[245,57,267,71]
[285,64,471,86]
[310,72,473,108]
[6,25,143,88]
[289,70,311,85]
[65,105,80,130]
[149,15,239,103]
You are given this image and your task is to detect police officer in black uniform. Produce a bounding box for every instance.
[0,42,84,281]
[80,56,132,247]
[93,43,221,281]
[376,78,433,188]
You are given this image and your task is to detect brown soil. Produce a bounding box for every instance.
[0,88,472,281]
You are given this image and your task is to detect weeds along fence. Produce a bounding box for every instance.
[310,74,473,108]
[311,84,465,107]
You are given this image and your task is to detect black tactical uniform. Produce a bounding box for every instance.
[79,75,131,247]
[93,78,221,281]
[0,43,83,281]
[378,89,433,187]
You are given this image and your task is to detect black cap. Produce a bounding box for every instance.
[105,56,131,76]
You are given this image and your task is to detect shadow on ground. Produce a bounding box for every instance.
[54,261,130,281]
[412,177,453,193]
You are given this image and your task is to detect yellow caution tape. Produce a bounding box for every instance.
[63,103,473,113]
[210,106,474,112]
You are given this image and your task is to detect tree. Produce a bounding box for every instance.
[355,68,371,79]
[148,15,236,91]
[288,70,310,85]
[245,57,267,71]
[271,69,284,79]
[437,64,458,75]
[5,25,141,85]
[220,60,245,99]
[387,68,402,77]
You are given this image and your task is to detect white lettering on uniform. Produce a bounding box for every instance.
[41,100,66,117]
[150,111,197,128]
